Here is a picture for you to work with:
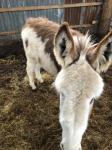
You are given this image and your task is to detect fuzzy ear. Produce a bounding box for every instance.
[87,31,112,72]
[54,22,78,67]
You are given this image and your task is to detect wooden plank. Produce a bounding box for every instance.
[0,2,103,13]
[98,0,112,35]
[80,0,86,25]
[64,0,82,25]
[0,23,98,36]
[0,31,19,36]
[71,23,96,28]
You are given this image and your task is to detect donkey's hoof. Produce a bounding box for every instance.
[37,78,44,84]
[30,84,36,90]
[39,79,44,83]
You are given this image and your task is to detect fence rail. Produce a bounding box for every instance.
[0,2,103,13]
[0,0,111,38]
[0,22,98,36]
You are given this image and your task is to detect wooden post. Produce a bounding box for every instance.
[98,0,112,36]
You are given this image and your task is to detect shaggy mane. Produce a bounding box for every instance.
[74,33,96,55]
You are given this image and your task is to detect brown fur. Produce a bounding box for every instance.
[23,17,60,71]
[24,18,112,73]
[23,17,82,71]
[55,22,79,61]
[23,17,81,42]
[23,17,59,42]
[89,31,112,65]
[97,31,112,51]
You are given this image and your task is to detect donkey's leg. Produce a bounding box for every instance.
[35,63,43,83]
[26,59,36,90]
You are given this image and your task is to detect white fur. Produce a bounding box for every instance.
[94,43,112,73]
[73,33,95,52]
[94,54,112,73]
[54,32,73,67]
[21,27,58,89]
[54,33,104,150]
[21,21,112,90]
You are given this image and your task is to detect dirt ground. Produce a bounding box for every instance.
[0,55,112,150]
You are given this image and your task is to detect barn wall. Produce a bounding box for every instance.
[98,0,112,36]
[0,0,110,40]
[64,0,103,33]
[0,0,64,40]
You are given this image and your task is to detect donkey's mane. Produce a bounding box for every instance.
[74,33,95,54]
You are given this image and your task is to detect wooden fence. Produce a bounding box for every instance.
[0,0,111,39]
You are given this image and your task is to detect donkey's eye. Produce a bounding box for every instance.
[104,43,112,60]
[60,92,65,101]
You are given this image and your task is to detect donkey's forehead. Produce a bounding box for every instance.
[55,60,103,99]
[73,34,94,52]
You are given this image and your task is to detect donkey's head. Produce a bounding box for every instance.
[54,23,112,150]
[54,23,112,72]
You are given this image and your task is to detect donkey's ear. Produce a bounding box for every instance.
[54,22,78,67]
[87,31,112,72]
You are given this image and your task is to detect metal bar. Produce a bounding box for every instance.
[80,0,86,25]
[0,31,19,36]
[0,2,103,13]
[71,23,97,28]
[0,23,98,36]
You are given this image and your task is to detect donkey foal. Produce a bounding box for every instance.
[54,23,112,150]
[21,17,60,89]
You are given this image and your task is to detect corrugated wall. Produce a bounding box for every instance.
[0,0,64,40]
[0,0,104,40]
[64,0,103,33]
